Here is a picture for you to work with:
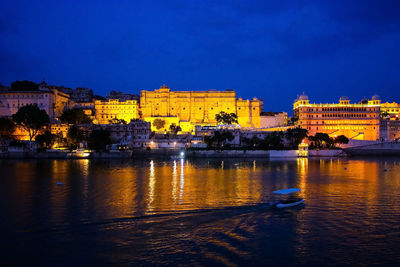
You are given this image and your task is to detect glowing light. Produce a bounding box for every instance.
[179,158,184,203]
[148,160,155,211]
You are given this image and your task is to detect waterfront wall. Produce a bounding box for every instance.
[0,148,347,159]
[186,150,269,158]
[344,142,400,156]
[309,149,345,157]
[0,151,132,159]
[269,150,297,157]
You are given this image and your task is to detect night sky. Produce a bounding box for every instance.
[1,0,400,112]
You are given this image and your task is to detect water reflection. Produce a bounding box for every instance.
[2,158,400,265]
[179,159,184,204]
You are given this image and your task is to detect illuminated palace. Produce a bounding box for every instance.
[294,94,381,140]
[140,85,263,132]
[94,99,139,124]
[380,102,400,118]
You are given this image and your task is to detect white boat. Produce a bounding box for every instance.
[276,198,305,208]
[271,188,304,208]
[170,151,185,159]
[67,148,91,158]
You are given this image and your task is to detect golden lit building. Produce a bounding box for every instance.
[380,102,400,118]
[94,99,139,124]
[294,94,381,140]
[140,85,262,132]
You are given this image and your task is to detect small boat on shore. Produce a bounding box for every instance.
[271,188,304,208]
[66,148,91,159]
[171,151,185,159]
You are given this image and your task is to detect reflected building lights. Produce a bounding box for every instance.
[179,159,184,204]
[148,160,155,211]
[297,158,308,197]
[172,160,177,202]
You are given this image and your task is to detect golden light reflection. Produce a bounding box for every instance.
[297,158,308,198]
[172,160,177,203]
[179,159,185,204]
[148,160,155,211]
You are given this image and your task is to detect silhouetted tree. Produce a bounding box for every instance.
[60,109,92,124]
[310,133,332,148]
[11,80,39,91]
[35,130,56,149]
[108,118,126,124]
[205,130,235,148]
[88,129,111,152]
[169,123,182,134]
[381,111,390,119]
[215,111,238,125]
[285,127,308,149]
[263,132,284,150]
[0,117,16,139]
[12,104,49,141]
[153,119,166,130]
[67,125,85,149]
[334,135,349,145]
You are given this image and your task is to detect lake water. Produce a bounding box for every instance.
[1,158,400,266]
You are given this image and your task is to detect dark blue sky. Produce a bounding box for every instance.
[1,0,400,112]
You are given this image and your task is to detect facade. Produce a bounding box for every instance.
[39,81,93,103]
[380,120,400,141]
[51,120,151,146]
[140,85,262,132]
[294,94,381,141]
[380,102,400,118]
[260,112,288,128]
[94,99,139,124]
[0,89,70,121]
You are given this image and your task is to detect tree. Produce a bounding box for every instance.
[11,80,39,91]
[310,132,333,148]
[35,130,56,149]
[288,116,298,125]
[67,125,85,148]
[242,136,262,148]
[205,130,235,148]
[215,111,238,125]
[381,111,390,119]
[169,123,182,134]
[60,109,92,124]
[334,135,349,145]
[12,104,50,141]
[108,118,126,124]
[263,131,284,150]
[88,129,111,152]
[0,117,16,139]
[285,127,308,149]
[153,119,166,130]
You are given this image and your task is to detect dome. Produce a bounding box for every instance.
[297,92,309,101]
[339,96,349,101]
[359,97,369,104]
[371,94,380,100]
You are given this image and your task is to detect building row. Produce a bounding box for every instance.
[0,82,272,133]
[294,93,400,141]
[2,79,400,142]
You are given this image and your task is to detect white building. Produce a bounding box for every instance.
[0,88,70,121]
[260,112,287,128]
